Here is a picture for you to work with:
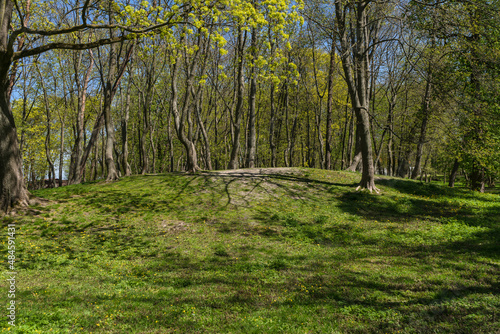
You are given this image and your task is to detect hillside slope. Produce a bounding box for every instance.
[1,168,499,333]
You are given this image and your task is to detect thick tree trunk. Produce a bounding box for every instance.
[0,1,30,210]
[103,86,119,180]
[0,82,29,211]
[356,107,377,191]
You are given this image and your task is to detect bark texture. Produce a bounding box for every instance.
[0,1,29,211]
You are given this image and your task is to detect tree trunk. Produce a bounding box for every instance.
[79,110,105,178]
[386,95,396,176]
[121,83,132,176]
[288,91,299,167]
[448,159,459,187]
[43,92,55,188]
[325,40,336,170]
[346,152,362,172]
[411,69,432,179]
[345,123,362,171]
[170,36,200,173]
[470,164,485,192]
[36,64,56,188]
[340,96,350,170]
[69,52,94,184]
[91,142,98,181]
[0,80,29,211]
[373,128,387,171]
[269,83,278,167]
[356,107,377,190]
[140,91,150,175]
[336,0,379,192]
[103,82,119,180]
[315,103,325,169]
[168,111,174,173]
[346,107,355,166]
[228,28,245,169]
[194,88,212,170]
[99,37,133,180]
[0,0,30,210]
[397,155,411,178]
[59,120,64,186]
[246,27,257,168]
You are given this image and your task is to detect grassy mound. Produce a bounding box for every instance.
[1,168,499,333]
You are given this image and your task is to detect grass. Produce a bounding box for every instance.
[1,167,499,333]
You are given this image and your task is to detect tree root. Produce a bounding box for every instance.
[355,185,381,194]
[106,171,120,182]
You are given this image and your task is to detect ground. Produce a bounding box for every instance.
[1,168,499,333]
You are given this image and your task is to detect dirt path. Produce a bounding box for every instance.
[202,167,303,177]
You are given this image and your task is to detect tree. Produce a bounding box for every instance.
[408,0,500,191]
[335,0,383,192]
[0,0,189,211]
[68,48,95,185]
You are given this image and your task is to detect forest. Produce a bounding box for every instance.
[1,1,499,332]
[0,0,498,210]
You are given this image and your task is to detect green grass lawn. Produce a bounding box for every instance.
[1,168,499,333]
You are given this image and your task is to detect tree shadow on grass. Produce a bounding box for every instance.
[335,187,500,258]
[377,178,499,203]
[18,171,499,333]
[16,241,499,333]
